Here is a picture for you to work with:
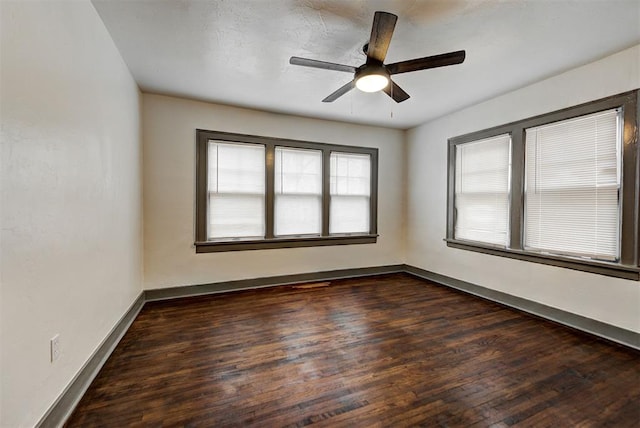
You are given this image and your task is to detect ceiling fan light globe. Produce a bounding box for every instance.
[356,74,389,92]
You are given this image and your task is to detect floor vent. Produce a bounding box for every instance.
[292,281,331,289]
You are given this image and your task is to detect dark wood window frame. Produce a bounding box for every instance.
[195,130,378,253]
[446,90,640,280]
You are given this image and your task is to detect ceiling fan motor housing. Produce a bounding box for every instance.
[355,62,390,92]
[355,62,389,80]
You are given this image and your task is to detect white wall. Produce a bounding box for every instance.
[143,94,405,290]
[406,45,640,333]
[0,1,143,426]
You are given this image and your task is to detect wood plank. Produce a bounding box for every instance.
[66,273,640,427]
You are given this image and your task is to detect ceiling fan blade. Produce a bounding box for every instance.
[322,80,356,102]
[387,50,466,75]
[367,11,397,63]
[290,57,356,73]
[382,79,410,103]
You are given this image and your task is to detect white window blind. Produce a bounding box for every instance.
[330,152,371,234]
[524,109,620,260]
[274,147,322,236]
[454,134,511,246]
[208,141,265,239]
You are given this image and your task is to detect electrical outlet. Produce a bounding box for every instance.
[50,335,60,362]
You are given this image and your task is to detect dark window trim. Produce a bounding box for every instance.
[446,89,640,280]
[446,239,639,281]
[195,130,378,252]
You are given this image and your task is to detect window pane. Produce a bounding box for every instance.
[209,194,264,239]
[330,152,371,234]
[208,141,265,239]
[208,141,265,193]
[330,195,369,234]
[330,152,371,195]
[524,109,620,260]
[274,147,322,236]
[454,134,511,246]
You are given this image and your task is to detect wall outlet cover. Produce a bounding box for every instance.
[51,335,60,362]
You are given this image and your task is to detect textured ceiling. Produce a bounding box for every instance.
[92,0,640,129]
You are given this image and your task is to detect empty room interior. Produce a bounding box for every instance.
[2,0,640,426]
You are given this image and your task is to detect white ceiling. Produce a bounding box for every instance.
[92,0,640,129]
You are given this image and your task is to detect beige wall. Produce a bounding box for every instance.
[0,1,143,426]
[142,94,405,290]
[406,45,640,333]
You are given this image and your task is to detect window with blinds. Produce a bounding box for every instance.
[274,147,322,236]
[330,152,371,234]
[524,109,621,261]
[454,134,511,246]
[196,129,379,252]
[446,90,638,280]
[207,141,265,239]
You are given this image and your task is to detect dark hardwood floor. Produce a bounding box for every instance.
[66,273,640,427]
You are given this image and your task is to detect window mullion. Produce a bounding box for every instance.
[195,133,209,242]
[446,143,456,240]
[620,99,638,265]
[322,150,331,237]
[370,150,378,235]
[510,127,525,250]
[265,143,275,239]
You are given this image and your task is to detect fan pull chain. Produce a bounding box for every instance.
[390,83,394,119]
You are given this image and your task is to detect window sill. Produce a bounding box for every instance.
[445,239,639,280]
[196,234,378,253]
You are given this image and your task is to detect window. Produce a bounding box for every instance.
[196,130,378,252]
[454,134,511,246]
[330,152,371,234]
[447,90,639,280]
[274,147,322,236]
[208,142,265,239]
[524,110,620,261]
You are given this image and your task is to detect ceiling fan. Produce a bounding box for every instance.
[289,11,466,103]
